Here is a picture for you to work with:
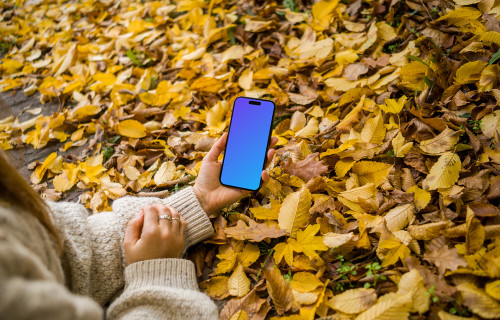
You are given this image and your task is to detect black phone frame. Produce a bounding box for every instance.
[218,96,276,191]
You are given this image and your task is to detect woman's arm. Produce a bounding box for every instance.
[107,201,218,320]
[107,258,218,320]
[46,185,214,306]
[0,229,103,320]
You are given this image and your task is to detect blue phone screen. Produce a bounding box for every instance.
[220,97,275,190]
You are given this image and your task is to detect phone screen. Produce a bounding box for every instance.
[220,97,275,191]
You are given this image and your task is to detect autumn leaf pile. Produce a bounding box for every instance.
[2,0,500,318]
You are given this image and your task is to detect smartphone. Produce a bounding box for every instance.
[219,97,275,191]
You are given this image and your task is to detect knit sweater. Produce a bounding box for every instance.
[0,186,219,320]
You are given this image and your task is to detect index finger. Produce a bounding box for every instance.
[205,132,227,162]
[143,205,159,230]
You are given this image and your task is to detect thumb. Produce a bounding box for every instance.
[205,132,227,162]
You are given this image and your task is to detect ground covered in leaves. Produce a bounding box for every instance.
[1,0,500,319]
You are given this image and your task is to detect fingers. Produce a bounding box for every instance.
[261,170,270,183]
[205,132,227,162]
[169,208,182,235]
[152,204,186,238]
[155,204,171,229]
[262,148,275,172]
[270,136,278,147]
[124,211,144,247]
[143,205,159,232]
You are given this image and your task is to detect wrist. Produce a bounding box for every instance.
[193,184,212,215]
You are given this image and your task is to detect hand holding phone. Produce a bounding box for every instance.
[193,97,277,215]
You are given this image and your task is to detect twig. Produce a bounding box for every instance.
[313,120,339,138]
[136,176,192,197]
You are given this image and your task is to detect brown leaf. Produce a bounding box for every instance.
[263,264,293,315]
[283,152,328,182]
[423,245,466,275]
[224,220,286,242]
[342,63,369,81]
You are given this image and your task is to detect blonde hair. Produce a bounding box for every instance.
[0,146,63,252]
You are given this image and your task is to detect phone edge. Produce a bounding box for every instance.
[218,96,276,192]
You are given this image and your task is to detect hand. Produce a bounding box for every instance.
[123,204,187,265]
[193,132,278,216]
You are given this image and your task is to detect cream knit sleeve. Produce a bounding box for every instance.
[106,258,219,320]
[49,186,215,308]
[111,186,215,256]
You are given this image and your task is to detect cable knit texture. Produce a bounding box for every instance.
[0,186,218,320]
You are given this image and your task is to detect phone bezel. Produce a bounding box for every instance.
[218,96,276,191]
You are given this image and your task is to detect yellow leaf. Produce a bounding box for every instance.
[352,161,392,187]
[422,152,461,190]
[292,289,319,306]
[324,77,359,92]
[278,186,312,237]
[296,224,328,262]
[291,272,324,293]
[54,43,76,76]
[238,69,253,90]
[0,58,23,75]
[298,38,334,60]
[53,164,78,192]
[295,117,318,138]
[384,204,415,232]
[481,110,500,138]
[465,206,485,254]
[328,288,377,314]
[480,31,500,45]
[406,185,431,211]
[436,7,482,25]
[379,239,411,267]
[455,60,487,84]
[229,310,248,320]
[124,165,141,181]
[31,152,58,184]
[361,115,386,144]
[485,280,500,301]
[228,263,250,297]
[478,64,499,92]
[264,265,293,315]
[392,132,413,157]
[399,61,428,91]
[206,100,230,133]
[237,244,260,267]
[457,283,500,319]
[190,77,224,93]
[200,276,230,300]
[274,238,303,266]
[323,232,355,249]
[250,198,281,220]
[397,270,430,314]
[336,95,365,132]
[355,291,412,320]
[335,49,359,65]
[173,106,191,119]
[72,105,101,121]
[419,128,460,155]
[335,158,356,178]
[379,95,407,114]
[221,45,245,63]
[117,119,147,138]
[312,0,340,29]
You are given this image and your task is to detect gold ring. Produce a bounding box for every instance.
[171,217,180,221]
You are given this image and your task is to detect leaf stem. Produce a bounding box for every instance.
[255,248,274,282]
